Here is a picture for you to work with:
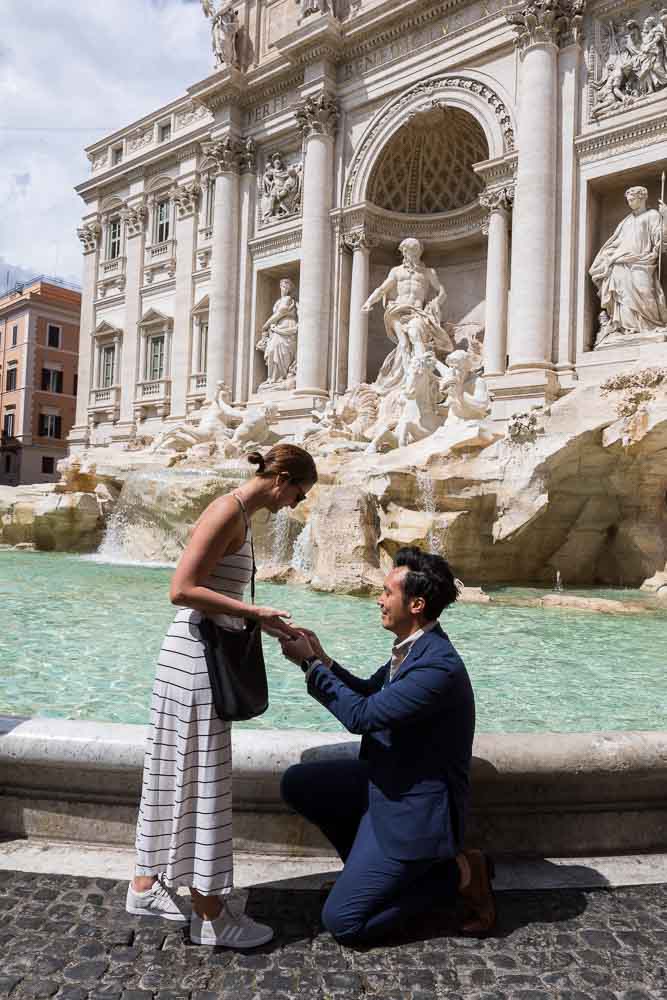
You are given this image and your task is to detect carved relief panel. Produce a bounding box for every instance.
[258,149,303,227]
[587,2,667,122]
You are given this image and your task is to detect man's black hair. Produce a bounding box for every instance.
[393,546,459,620]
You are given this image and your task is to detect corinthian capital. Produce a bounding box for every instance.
[505,0,585,51]
[480,187,514,214]
[77,221,101,254]
[341,229,378,253]
[294,92,339,139]
[170,181,202,218]
[200,136,244,174]
[121,203,148,238]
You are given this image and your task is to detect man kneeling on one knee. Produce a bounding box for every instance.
[279,546,495,945]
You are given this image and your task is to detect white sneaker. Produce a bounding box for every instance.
[125,878,192,922]
[190,898,274,948]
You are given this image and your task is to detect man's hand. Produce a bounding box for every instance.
[295,628,333,668]
[280,633,316,665]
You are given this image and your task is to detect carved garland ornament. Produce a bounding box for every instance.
[344,76,515,208]
[122,203,148,238]
[77,221,102,253]
[170,181,202,218]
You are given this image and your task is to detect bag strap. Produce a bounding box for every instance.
[231,493,256,602]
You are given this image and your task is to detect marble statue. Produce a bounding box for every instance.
[590,186,667,345]
[297,0,331,22]
[150,381,238,453]
[201,0,240,69]
[261,154,303,222]
[430,349,501,453]
[229,402,280,450]
[365,352,446,454]
[256,278,299,390]
[592,13,667,118]
[362,238,454,394]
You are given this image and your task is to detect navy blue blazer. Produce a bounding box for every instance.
[306,623,475,862]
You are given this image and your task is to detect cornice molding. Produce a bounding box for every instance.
[248,226,302,259]
[338,200,488,246]
[575,111,667,161]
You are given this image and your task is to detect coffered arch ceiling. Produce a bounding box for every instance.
[367,107,489,215]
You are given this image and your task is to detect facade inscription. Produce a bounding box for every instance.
[340,0,512,82]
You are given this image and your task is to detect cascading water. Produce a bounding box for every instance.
[291,521,314,574]
[416,470,440,554]
[271,507,291,566]
[91,463,249,566]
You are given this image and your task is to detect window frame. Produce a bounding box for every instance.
[47,324,62,349]
[107,217,122,260]
[42,456,55,475]
[38,412,62,439]
[101,345,116,388]
[147,334,166,382]
[3,411,15,438]
[11,325,18,347]
[111,144,123,165]
[5,365,17,392]
[41,367,64,393]
[158,120,172,144]
[155,198,171,244]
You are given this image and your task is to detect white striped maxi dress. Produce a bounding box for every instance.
[135,511,253,896]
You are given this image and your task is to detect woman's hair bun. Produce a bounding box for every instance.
[247,451,266,473]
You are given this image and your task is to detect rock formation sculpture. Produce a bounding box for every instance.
[256,278,299,390]
[590,186,667,345]
[361,237,454,394]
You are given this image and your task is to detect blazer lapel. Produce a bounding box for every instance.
[390,623,445,683]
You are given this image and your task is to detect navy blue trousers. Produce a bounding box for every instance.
[280,759,460,943]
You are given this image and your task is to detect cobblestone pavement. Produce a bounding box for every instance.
[0,870,665,1000]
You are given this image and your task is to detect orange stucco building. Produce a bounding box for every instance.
[0,278,81,485]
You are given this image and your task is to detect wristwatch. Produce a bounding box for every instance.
[300,654,320,674]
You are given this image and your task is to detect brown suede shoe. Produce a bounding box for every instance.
[459,849,496,934]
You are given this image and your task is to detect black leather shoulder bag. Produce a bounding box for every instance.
[198,495,269,722]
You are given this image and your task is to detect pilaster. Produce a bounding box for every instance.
[117,200,146,432]
[171,180,201,418]
[73,220,101,436]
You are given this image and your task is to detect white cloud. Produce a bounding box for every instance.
[0,0,211,285]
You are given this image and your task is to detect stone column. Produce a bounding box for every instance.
[344,230,376,390]
[73,220,101,434]
[170,181,201,418]
[480,188,513,376]
[117,201,147,429]
[236,140,257,402]
[505,0,581,371]
[294,93,339,396]
[202,136,242,399]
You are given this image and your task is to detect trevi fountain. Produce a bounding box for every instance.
[2,1,667,867]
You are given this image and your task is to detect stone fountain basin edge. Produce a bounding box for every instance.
[0,717,665,858]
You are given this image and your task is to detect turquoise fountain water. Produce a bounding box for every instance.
[1,550,665,733]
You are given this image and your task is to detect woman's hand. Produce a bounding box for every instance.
[252,606,295,640]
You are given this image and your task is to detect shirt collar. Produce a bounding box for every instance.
[392,620,437,654]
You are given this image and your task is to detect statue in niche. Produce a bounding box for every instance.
[297,0,331,22]
[361,237,454,395]
[592,12,667,118]
[256,278,299,390]
[260,154,303,222]
[590,185,667,346]
[200,1,240,69]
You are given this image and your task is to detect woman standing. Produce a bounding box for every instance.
[126,444,317,947]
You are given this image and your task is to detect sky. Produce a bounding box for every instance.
[0,0,212,292]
